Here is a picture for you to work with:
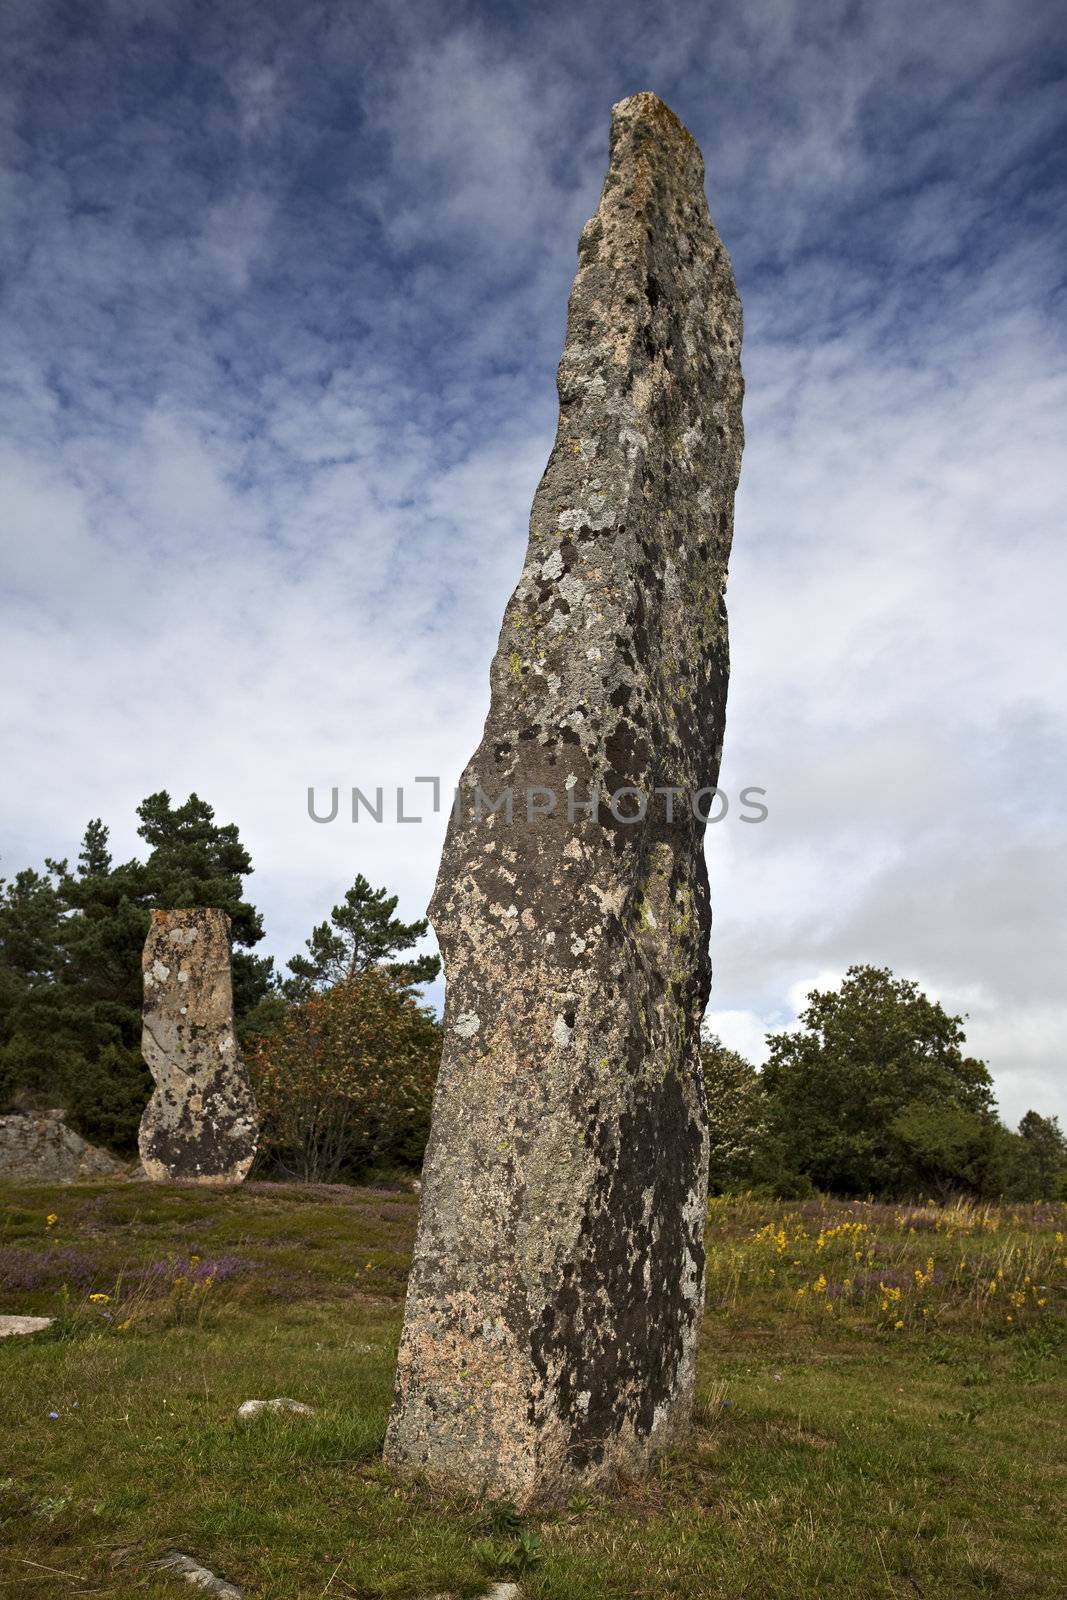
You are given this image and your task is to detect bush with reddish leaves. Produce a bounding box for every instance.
[248,969,441,1183]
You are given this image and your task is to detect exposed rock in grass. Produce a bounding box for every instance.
[153,1550,242,1597]
[235,1397,315,1419]
[0,1314,54,1337]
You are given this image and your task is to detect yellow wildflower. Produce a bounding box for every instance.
[88,1292,110,1304]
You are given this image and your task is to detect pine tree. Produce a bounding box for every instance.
[135,791,264,947]
[0,863,70,1108]
[284,873,440,998]
[134,791,274,1027]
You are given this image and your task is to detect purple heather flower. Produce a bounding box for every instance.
[48,1410,59,1419]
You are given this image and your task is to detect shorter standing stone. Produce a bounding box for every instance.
[139,909,258,1184]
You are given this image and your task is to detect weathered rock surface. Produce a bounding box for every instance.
[139,909,258,1184]
[153,1551,242,1598]
[0,1109,126,1184]
[236,1397,315,1420]
[386,92,743,1504]
[0,1314,55,1337]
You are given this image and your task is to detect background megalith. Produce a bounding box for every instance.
[139,907,258,1184]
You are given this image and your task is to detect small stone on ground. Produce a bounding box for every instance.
[236,1397,315,1419]
[0,1314,54,1337]
[153,1550,242,1597]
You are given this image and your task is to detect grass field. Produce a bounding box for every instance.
[1,1180,1064,1599]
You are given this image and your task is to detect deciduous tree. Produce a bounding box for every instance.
[249,968,441,1182]
[762,965,997,1196]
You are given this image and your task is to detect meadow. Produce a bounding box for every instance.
[0,1180,1063,1599]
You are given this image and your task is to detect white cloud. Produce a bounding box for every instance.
[703,1009,776,1067]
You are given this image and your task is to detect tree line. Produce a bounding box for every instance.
[703,966,1065,1200]
[2,791,1063,1196]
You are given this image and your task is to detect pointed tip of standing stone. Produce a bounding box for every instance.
[608,91,703,175]
[610,89,691,133]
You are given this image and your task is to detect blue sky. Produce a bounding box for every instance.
[2,0,1065,1123]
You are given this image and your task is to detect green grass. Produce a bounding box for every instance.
[1,1182,1064,1599]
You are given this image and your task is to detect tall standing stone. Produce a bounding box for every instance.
[139,908,258,1184]
[386,92,744,1503]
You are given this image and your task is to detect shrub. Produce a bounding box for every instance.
[249,968,441,1182]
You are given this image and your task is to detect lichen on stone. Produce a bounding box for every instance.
[139,908,258,1186]
[385,90,744,1506]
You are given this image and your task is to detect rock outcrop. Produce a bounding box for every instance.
[386,92,744,1503]
[139,908,258,1184]
[0,1110,126,1184]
